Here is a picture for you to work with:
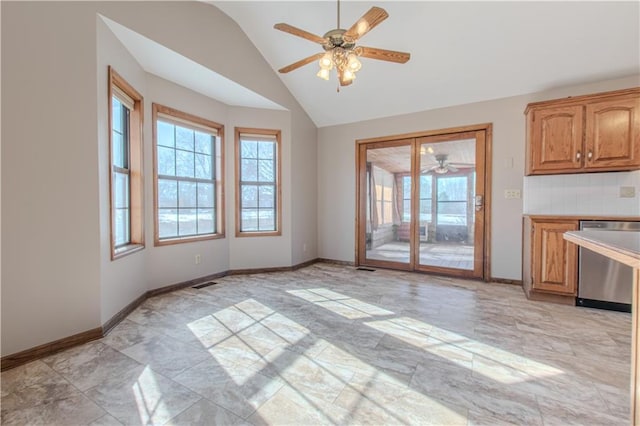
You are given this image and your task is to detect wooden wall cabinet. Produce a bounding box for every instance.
[525,88,640,175]
[523,216,579,304]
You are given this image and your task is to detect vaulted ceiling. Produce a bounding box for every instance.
[212,1,639,128]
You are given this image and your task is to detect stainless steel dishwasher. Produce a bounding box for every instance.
[576,220,640,312]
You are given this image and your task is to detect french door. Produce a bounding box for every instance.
[356,125,490,279]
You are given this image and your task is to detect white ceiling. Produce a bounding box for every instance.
[212,1,639,128]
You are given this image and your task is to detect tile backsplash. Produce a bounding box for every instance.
[523,170,640,216]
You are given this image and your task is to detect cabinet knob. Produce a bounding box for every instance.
[576,151,581,161]
[587,151,593,160]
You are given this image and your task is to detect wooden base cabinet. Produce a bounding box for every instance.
[523,217,578,303]
[525,87,640,175]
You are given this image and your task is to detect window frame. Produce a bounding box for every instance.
[152,103,225,246]
[235,127,282,237]
[108,67,144,260]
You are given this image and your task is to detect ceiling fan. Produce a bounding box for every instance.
[274,0,410,87]
[424,154,475,175]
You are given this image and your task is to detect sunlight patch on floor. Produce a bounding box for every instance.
[287,288,394,319]
[366,316,564,384]
[133,366,169,425]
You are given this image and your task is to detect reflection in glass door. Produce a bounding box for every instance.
[360,141,413,269]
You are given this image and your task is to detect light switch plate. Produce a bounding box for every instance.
[620,186,636,198]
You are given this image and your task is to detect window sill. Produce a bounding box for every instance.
[235,230,282,238]
[112,243,145,260]
[154,233,225,247]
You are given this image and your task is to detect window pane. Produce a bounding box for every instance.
[258,209,275,231]
[403,176,411,199]
[420,200,432,222]
[258,186,274,208]
[195,153,212,179]
[197,209,214,234]
[258,159,274,182]
[158,146,175,176]
[241,159,258,182]
[115,208,130,246]
[178,181,197,208]
[178,209,197,236]
[241,140,258,159]
[158,208,178,238]
[420,175,432,199]
[112,131,126,168]
[241,209,258,231]
[242,185,258,208]
[437,201,466,225]
[158,179,177,208]
[403,202,411,222]
[375,184,382,200]
[195,132,212,155]
[258,141,274,159]
[383,186,392,201]
[176,126,194,151]
[383,201,393,225]
[112,97,122,131]
[437,176,466,201]
[157,121,175,148]
[197,182,214,208]
[176,150,195,178]
[114,172,129,209]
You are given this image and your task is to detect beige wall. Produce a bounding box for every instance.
[1,1,318,356]
[317,74,640,280]
[2,2,102,355]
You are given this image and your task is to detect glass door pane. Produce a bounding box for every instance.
[364,143,412,267]
[417,137,477,272]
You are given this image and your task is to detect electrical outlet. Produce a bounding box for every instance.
[620,186,636,198]
[504,189,521,199]
[195,254,201,265]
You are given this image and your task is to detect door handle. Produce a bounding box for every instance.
[475,195,484,211]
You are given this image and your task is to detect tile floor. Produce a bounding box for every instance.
[1,263,632,425]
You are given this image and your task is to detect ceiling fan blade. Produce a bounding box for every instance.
[344,7,388,41]
[358,46,411,64]
[278,52,325,74]
[448,165,459,173]
[274,23,327,45]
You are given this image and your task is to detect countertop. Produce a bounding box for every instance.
[525,214,640,221]
[564,230,640,269]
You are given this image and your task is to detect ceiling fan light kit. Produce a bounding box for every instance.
[274,1,410,87]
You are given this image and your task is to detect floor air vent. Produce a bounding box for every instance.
[356,267,376,272]
[193,281,218,289]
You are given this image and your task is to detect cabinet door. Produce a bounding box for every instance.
[529,105,584,173]
[531,221,578,295]
[584,96,640,170]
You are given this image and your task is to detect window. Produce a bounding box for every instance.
[235,128,281,236]
[109,67,144,259]
[373,166,393,225]
[419,174,433,223]
[153,104,224,245]
[436,176,467,225]
[402,175,411,222]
